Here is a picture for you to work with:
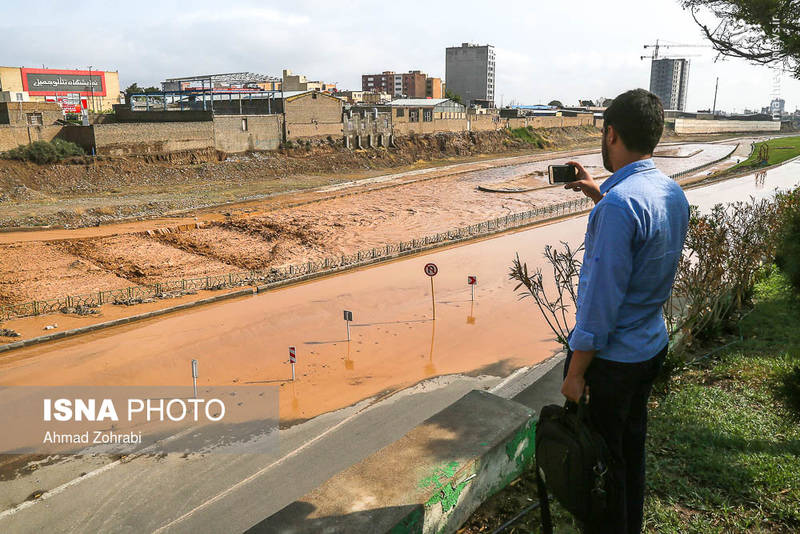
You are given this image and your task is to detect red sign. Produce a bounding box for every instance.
[21,68,107,97]
[45,94,82,114]
[424,263,438,277]
[468,276,477,285]
[289,346,296,363]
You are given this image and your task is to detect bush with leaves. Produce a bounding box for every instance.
[665,197,783,358]
[510,189,800,362]
[775,187,800,292]
[2,139,85,164]
[509,242,583,349]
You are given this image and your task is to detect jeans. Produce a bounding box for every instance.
[563,345,667,534]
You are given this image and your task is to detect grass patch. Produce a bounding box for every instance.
[509,127,546,148]
[645,271,800,533]
[733,136,800,170]
[461,270,800,533]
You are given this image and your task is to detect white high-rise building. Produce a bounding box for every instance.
[649,58,690,111]
[445,43,495,107]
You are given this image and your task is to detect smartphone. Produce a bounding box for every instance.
[548,164,577,184]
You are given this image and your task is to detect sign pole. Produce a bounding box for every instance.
[424,263,439,320]
[430,277,436,320]
[191,359,198,398]
[289,346,296,381]
[471,283,474,302]
[343,310,353,341]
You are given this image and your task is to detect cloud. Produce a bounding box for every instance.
[0,0,796,110]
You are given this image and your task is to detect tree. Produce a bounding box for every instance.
[548,100,563,108]
[681,0,800,78]
[123,83,161,103]
[445,89,462,105]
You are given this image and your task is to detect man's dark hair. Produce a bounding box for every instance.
[603,89,664,154]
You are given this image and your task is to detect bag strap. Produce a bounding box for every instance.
[535,459,553,534]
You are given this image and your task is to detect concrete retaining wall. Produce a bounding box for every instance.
[393,118,469,136]
[0,124,95,152]
[286,121,342,139]
[93,121,214,155]
[675,118,780,134]
[507,115,594,129]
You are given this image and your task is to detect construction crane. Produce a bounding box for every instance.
[641,39,710,61]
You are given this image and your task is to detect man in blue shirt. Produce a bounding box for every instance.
[561,89,689,534]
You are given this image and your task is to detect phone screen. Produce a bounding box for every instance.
[548,164,577,184]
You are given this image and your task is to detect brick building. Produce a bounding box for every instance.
[426,77,443,99]
[274,90,343,139]
[361,71,397,95]
[362,70,444,98]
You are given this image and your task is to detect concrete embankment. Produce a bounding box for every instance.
[250,358,565,533]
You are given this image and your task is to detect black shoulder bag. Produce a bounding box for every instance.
[534,398,614,533]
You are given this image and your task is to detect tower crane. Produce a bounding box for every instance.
[641,39,711,60]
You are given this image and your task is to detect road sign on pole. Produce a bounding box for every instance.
[424,263,438,320]
[468,275,477,301]
[343,310,353,341]
[191,359,198,398]
[289,346,296,381]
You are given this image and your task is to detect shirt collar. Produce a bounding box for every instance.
[600,158,655,194]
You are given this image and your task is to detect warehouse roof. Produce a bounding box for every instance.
[388,98,451,107]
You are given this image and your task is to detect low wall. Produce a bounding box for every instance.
[469,115,503,131]
[675,118,781,134]
[0,125,97,152]
[0,125,60,150]
[113,106,213,123]
[93,122,214,155]
[286,122,342,140]
[213,115,282,153]
[393,118,469,136]
[507,115,594,129]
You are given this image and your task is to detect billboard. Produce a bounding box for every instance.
[21,68,106,97]
[44,93,84,114]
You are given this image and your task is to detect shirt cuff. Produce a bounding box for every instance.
[568,325,607,352]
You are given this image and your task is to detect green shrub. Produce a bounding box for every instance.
[2,139,84,163]
[776,208,800,292]
[51,138,85,158]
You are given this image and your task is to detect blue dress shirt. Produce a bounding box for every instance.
[568,158,689,363]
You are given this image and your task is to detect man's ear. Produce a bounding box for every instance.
[606,124,618,146]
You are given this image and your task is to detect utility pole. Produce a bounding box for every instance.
[88,65,94,114]
[712,77,719,116]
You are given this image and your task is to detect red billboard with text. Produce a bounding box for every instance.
[21,68,106,97]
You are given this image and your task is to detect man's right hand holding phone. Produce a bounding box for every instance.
[564,161,603,204]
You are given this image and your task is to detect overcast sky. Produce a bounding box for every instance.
[2,0,797,112]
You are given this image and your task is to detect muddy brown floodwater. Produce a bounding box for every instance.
[1,154,797,426]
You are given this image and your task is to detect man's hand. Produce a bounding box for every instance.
[564,161,603,204]
[562,348,595,403]
[561,373,588,403]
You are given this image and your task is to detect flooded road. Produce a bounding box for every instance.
[1,155,797,425]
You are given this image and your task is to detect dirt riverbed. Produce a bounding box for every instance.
[0,132,755,332]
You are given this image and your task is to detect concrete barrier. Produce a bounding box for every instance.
[243,357,566,534]
[247,390,538,533]
[0,288,255,354]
